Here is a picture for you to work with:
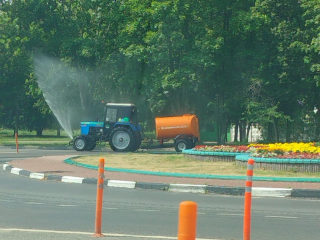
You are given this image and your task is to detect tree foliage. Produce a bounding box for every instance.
[0,0,320,143]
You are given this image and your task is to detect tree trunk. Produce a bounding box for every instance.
[314,112,319,142]
[234,123,239,142]
[267,122,273,142]
[285,120,291,142]
[273,118,278,142]
[57,126,61,137]
[246,122,252,141]
[36,126,42,137]
[239,120,246,142]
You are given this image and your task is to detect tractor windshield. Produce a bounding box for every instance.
[105,104,138,124]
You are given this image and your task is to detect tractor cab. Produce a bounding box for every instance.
[104,103,138,125]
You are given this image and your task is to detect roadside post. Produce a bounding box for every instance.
[93,158,105,237]
[15,133,19,153]
[177,201,197,240]
[243,158,255,240]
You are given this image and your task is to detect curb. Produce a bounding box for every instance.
[3,163,320,199]
[64,158,320,183]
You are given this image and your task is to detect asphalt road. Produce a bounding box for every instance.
[1,148,320,240]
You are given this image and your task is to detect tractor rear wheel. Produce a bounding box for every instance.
[73,136,87,151]
[131,132,142,152]
[109,127,135,152]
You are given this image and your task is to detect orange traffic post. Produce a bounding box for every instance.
[15,133,19,153]
[243,158,255,240]
[177,201,197,240]
[93,158,105,237]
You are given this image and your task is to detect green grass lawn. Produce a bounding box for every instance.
[0,128,78,146]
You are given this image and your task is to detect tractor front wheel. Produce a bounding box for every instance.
[73,136,87,151]
[109,127,135,152]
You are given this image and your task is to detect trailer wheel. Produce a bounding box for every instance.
[174,139,190,152]
[73,136,87,151]
[109,127,135,152]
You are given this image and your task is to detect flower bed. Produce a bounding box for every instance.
[183,145,249,162]
[193,145,250,153]
[187,142,320,172]
[248,142,320,159]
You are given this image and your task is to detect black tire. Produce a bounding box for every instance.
[131,132,142,152]
[86,142,96,151]
[109,127,135,152]
[174,138,190,152]
[73,136,87,151]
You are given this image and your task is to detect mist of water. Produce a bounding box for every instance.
[34,54,83,139]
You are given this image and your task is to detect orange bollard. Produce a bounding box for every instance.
[93,158,105,237]
[177,201,197,240]
[15,133,19,153]
[243,158,255,240]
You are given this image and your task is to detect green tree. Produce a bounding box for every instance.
[0,4,33,134]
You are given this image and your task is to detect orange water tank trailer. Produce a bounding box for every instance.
[155,114,200,141]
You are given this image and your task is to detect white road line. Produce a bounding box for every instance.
[26,202,45,205]
[57,204,77,207]
[217,213,243,216]
[265,215,298,219]
[0,228,222,239]
[135,209,160,212]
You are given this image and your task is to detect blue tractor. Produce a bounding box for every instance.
[73,103,142,152]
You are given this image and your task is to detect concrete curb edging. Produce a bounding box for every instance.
[3,163,320,199]
[64,158,320,182]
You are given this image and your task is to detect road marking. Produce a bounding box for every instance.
[135,209,160,212]
[265,215,298,219]
[57,204,77,207]
[0,228,222,239]
[217,213,243,216]
[103,207,118,210]
[26,202,45,205]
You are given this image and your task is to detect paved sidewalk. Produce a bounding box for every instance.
[3,155,320,198]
